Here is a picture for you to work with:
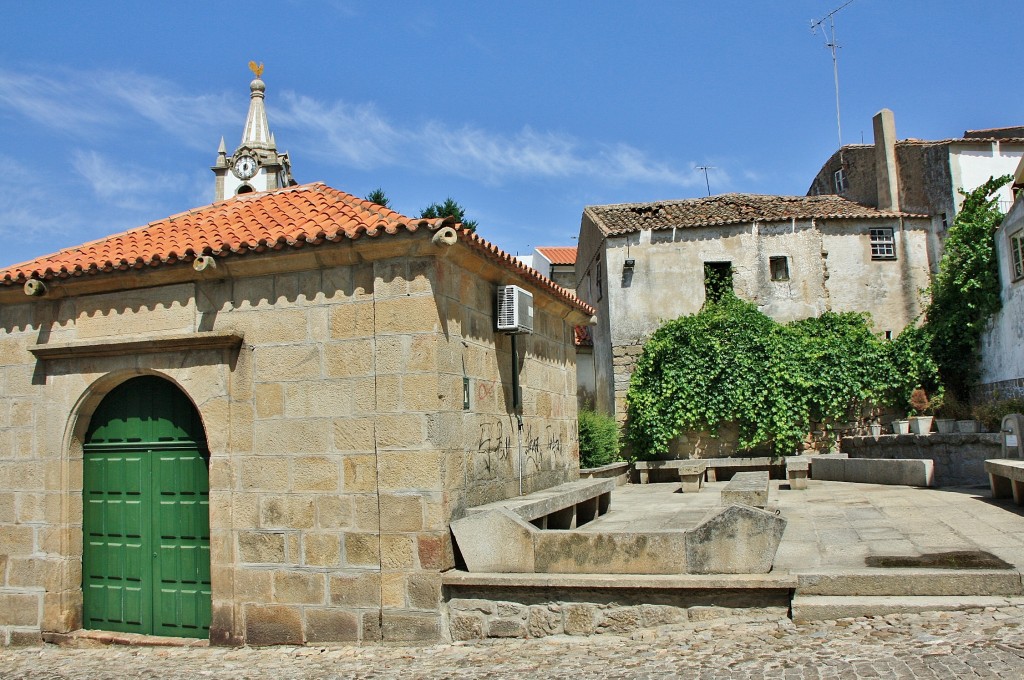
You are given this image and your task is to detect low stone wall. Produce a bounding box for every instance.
[839,433,1003,487]
[579,461,630,486]
[444,584,790,640]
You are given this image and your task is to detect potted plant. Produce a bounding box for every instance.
[891,417,910,434]
[933,392,967,433]
[908,388,934,434]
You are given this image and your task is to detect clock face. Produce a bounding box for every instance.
[233,154,258,180]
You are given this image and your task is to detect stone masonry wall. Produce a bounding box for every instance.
[434,256,580,514]
[0,236,584,646]
[611,344,643,423]
[840,433,1003,487]
[444,587,789,640]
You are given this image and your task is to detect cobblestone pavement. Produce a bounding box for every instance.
[5,606,1024,679]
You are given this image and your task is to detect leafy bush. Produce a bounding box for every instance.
[972,398,1024,432]
[625,294,936,459]
[578,408,622,469]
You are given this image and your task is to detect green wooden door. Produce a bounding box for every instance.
[82,376,211,638]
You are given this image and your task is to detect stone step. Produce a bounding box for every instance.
[791,595,1024,623]
[795,568,1023,597]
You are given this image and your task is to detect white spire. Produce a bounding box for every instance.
[241,75,272,149]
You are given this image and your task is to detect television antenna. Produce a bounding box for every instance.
[811,0,856,152]
[695,165,716,196]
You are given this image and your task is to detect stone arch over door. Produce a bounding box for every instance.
[81,374,212,638]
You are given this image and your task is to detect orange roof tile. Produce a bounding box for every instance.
[535,246,577,265]
[1,182,594,316]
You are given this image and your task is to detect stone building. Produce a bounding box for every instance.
[575,194,931,421]
[807,109,1024,269]
[0,183,591,646]
[0,71,592,647]
[979,156,1024,399]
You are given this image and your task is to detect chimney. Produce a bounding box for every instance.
[873,109,900,211]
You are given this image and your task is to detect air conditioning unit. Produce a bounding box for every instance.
[496,285,534,334]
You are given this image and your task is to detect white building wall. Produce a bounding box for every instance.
[979,197,1024,393]
[949,143,1023,214]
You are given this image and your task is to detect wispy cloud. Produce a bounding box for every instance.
[275,94,403,169]
[99,73,234,148]
[0,71,113,132]
[72,150,186,212]
[0,67,232,149]
[276,94,701,189]
[1,65,704,192]
[0,155,83,245]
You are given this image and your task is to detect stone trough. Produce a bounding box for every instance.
[450,479,786,575]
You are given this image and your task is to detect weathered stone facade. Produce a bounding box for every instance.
[576,197,931,423]
[0,196,590,646]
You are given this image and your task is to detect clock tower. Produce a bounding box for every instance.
[212,63,295,201]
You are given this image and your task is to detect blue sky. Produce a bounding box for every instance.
[1,1,1021,267]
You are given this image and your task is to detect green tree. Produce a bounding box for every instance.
[364,187,391,208]
[419,197,478,231]
[924,175,1011,400]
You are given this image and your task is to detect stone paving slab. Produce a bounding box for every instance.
[5,606,1024,678]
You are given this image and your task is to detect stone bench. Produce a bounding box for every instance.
[986,459,1024,504]
[812,457,934,487]
[721,471,770,509]
[699,457,779,482]
[634,460,707,491]
[786,457,809,490]
[466,478,615,530]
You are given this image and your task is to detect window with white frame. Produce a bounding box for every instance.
[834,169,847,193]
[870,228,896,260]
[1011,230,1024,281]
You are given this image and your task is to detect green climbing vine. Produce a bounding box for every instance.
[625,294,937,459]
[923,174,1012,400]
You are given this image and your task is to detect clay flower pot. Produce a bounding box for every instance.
[891,419,910,435]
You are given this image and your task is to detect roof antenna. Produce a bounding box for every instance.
[811,0,856,155]
[696,166,715,197]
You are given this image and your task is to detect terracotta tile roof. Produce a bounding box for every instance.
[535,246,577,265]
[0,182,594,316]
[459,232,593,316]
[963,126,1024,140]
[585,193,925,236]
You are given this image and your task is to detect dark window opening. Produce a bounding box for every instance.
[769,256,789,281]
[704,261,733,303]
[236,184,254,195]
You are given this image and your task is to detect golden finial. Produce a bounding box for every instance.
[248,61,264,78]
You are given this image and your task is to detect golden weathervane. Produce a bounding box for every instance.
[248,61,264,78]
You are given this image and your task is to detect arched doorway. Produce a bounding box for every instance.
[82,375,211,638]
